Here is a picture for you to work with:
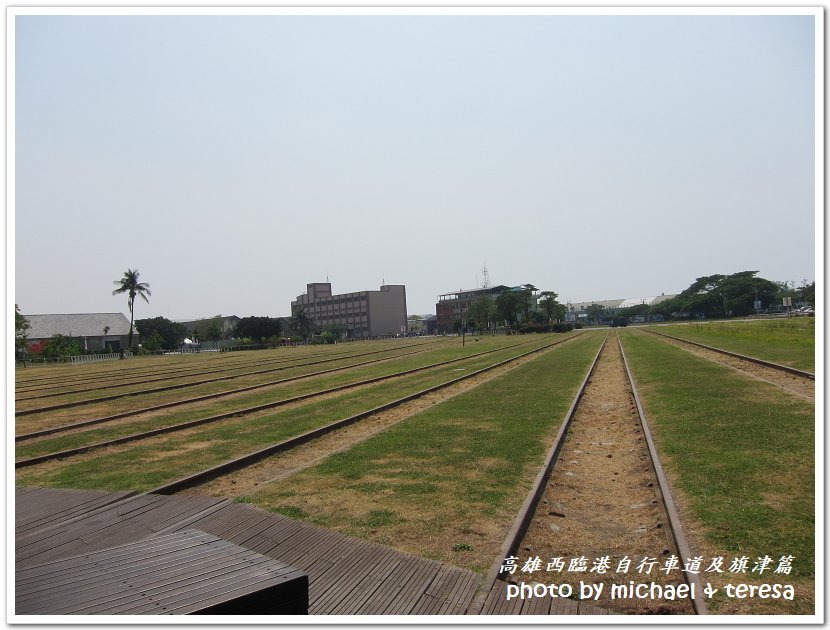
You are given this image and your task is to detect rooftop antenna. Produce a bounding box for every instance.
[382,273,385,286]
[482,264,490,288]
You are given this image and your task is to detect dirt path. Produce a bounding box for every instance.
[515,334,694,614]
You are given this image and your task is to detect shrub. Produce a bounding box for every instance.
[518,324,551,334]
[41,334,82,358]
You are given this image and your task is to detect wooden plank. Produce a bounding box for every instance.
[356,553,423,615]
[382,559,439,615]
[15,530,308,615]
[15,490,484,617]
[310,544,395,614]
[329,555,405,614]
[188,505,276,544]
[20,548,289,613]
[15,491,141,545]
[555,597,579,615]
[440,572,480,615]
[490,581,513,615]
[414,565,456,614]
[308,541,384,614]
[17,534,220,587]
[96,560,303,615]
[479,581,504,615]
[277,526,346,567]
[524,591,551,615]
[435,569,478,614]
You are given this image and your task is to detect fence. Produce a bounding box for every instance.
[68,352,133,365]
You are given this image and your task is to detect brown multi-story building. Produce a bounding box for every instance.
[291,282,408,339]
[436,284,535,332]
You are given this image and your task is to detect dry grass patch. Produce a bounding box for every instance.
[247,332,605,574]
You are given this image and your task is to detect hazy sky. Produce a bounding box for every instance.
[13,11,817,318]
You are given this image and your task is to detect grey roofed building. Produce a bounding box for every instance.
[24,313,136,352]
[565,294,677,321]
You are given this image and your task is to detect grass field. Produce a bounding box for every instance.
[619,330,815,614]
[16,335,572,491]
[245,331,605,574]
[643,318,815,372]
[16,336,545,457]
[15,329,817,615]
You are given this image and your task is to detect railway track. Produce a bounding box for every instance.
[637,328,814,402]
[15,336,559,467]
[138,333,586,496]
[473,332,705,616]
[15,339,444,399]
[16,337,541,443]
[13,343,352,389]
[15,341,456,417]
[15,340,444,406]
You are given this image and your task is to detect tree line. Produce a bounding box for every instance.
[612,272,815,322]
[452,284,570,334]
[14,269,816,358]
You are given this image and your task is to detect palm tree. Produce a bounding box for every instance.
[520,284,538,323]
[112,269,151,349]
[290,307,314,339]
[539,291,559,324]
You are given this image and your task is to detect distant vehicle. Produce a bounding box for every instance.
[610,317,629,328]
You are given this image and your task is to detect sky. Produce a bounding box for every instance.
[12,10,818,319]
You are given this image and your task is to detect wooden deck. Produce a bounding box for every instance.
[16,529,308,614]
[16,488,617,616]
[15,488,480,615]
[479,580,615,615]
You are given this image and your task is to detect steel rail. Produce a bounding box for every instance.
[15,336,563,466]
[14,340,428,388]
[617,333,708,615]
[15,340,454,417]
[13,347,327,389]
[146,334,584,495]
[14,349,336,393]
[470,332,707,615]
[640,328,814,380]
[15,340,443,402]
[15,337,537,443]
[15,338,443,396]
[469,333,607,615]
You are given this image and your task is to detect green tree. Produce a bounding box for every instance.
[323,323,347,340]
[495,290,520,329]
[614,303,650,320]
[135,316,187,350]
[675,271,778,318]
[519,284,537,322]
[290,307,314,339]
[112,269,151,349]
[236,316,282,342]
[142,331,165,352]
[538,291,561,324]
[408,314,424,332]
[796,279,815,307]
[195,316,224,342]
[15,304,30,353]
[719,272,778,316]
[585,303,606,324]
[467,296,494,333]
[42,334,81,358]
